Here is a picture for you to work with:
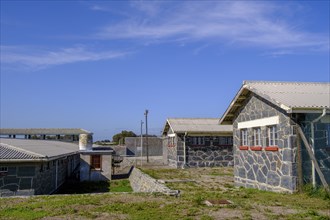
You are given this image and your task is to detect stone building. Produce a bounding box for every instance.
[220,81,330,193]
[0,138,80,197]
[0,128,113,197]
[162,118,233,168]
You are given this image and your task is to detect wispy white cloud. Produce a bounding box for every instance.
[1,45,131,71]
[91,5,109,12]
[94,1,329,52]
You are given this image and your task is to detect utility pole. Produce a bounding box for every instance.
[140,120,144,166]
[144,109,149,163]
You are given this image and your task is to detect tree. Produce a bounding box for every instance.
[112,130,137,145]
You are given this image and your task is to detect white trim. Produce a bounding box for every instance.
[238,116,279,129]
[167,133,176,137]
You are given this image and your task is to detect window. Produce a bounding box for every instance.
[0,167,8,172]
[219,137,233,145]
[91,155,102,170]
[212,137,219,145]
[191,137,205,145]
[241,129,248,146]
[267,126,277,146]
[253,128,261,146]
[170,137,175,146]
[0,167,8,177]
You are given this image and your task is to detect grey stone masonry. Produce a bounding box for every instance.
[164,134,233,168]
[0,154,80,197]
[163,135,178,168]
[233,94,298,193]
[185,144,233,168]
[129,167,179,196]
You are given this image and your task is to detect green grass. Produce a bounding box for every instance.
[1,167,329,220]
[110,179,133,192]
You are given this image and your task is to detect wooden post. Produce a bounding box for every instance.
[297,126,329,193]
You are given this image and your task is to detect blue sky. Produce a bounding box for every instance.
[1,1,329,140]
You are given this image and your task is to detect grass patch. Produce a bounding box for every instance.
[110,179,132,192]
[1,167,330,220]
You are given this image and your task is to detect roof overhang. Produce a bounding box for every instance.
[219,85,250,125]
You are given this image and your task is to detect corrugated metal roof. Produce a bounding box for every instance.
[0,145,42,160]
[245,81,330,109]
[220,81,330,125]
[0,138,79,160]
[0,128,92,135]
[163,118,233,135]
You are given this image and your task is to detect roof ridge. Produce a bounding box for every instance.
[243,80,330,85]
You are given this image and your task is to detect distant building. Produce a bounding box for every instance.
[0,128,113,197]
[220,81,330,193]
[162,118,233,168]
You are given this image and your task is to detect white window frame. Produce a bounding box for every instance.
[253,127,261,146]
[268,125,277,146]
[241,129,248,146]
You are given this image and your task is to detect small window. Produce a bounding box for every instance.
[0,167,8,177]
[191,137,205,145]
[170,137,175,146]
[0,167,8,172]
[91,155,102,170]
[241,129,248,146]
[212,137,219,145]
[267,126,277,146]
[253,128,261,146]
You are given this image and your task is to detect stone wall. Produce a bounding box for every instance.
[129,167,178,196]
[0,154,80,197]
[163,136,178,167]
[186,145,233,167]
[164,134,233,168]
[233,94,298,193]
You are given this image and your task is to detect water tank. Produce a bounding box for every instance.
[79,134,93,151]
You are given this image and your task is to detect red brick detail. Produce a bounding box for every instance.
[250,146,262,151]
[239,146,249,150]
[265,146,279,151]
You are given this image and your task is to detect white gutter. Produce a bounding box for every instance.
[310,108,327,187]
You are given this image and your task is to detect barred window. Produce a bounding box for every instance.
[241,129,248,146]
[267,126,277,146]
[253,127,262,146]
[219,137,233,145]
[192,137,205,145]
